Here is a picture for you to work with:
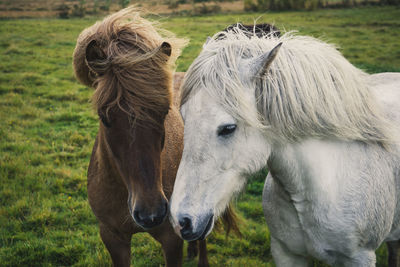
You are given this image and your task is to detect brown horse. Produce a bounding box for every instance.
[73,8,208,267]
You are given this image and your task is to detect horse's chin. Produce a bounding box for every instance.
[198,215,214,240]
[180,214,214,241]
[169,216,214,240]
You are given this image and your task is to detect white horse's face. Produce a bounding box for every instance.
[169,42,282,241]
[169,86,270,241]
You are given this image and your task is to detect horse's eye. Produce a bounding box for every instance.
[217,124,237,137]
[99,114,111,128]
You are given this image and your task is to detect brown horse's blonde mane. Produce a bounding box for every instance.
[73,7,187,129]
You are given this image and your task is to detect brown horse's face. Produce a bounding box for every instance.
[99,107,168,229]
[86,38,173,229]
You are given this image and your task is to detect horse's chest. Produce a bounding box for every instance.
[263,171,354,260]
[263,173,308,255]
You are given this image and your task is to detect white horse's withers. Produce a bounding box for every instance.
[169,26,400,266]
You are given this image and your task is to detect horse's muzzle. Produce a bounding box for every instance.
[132,200,168,229]
[178,213,214,241]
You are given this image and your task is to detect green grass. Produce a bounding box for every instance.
[0,6,399,266]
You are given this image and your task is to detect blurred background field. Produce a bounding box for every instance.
[0,0,399,18]
[0,2,400,266]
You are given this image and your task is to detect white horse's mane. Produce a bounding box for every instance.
[181,26,395,147]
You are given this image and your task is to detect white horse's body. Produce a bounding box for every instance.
[169,26,400,266]
[264,73,400,266]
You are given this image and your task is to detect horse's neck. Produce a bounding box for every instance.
[267,139,387,202]
[161,105,184,198]
[93,130,125,186]
[158,72,184,197]
[172,72,185,107]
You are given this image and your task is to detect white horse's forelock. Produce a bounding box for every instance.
[181,27,396,147]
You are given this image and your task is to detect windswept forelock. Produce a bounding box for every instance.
[73,6,187,129]
[181,26,396,147]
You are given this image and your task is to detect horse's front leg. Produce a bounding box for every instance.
[150,225,183,267]
[99,223,132,267]
[388,240,400,267]
[197,239,209,267]
[271,237,308,267]
[187,240,198,259]
[187,240,209,267]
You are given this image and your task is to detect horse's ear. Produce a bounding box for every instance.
[85,39,107,75]
[250,42,282,78]
[160,42,172,57]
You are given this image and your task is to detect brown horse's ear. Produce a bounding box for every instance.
[160,42,172,57]
[85,39,108,76]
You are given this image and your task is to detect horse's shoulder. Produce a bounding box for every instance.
[173,72,185,93]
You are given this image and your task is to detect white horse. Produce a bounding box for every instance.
[169,26,400,266]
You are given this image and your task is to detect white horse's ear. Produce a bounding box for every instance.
[250,42,282,79]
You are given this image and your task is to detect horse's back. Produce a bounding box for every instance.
[172,72,185,107]
[370,72,400,88]
[370,72,400,122]
[370,72,400,155]
[370,73,400,242]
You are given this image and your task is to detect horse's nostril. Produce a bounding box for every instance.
[177,214,214,241]
[133,205,168,229]
[179,217,192,232]
[133,209,143,222]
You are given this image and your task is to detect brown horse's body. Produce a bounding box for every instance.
[87,73,206,266]
[73,7,209,266]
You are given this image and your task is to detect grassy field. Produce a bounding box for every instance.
[0,0,244,18]
[0,6,399,266]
